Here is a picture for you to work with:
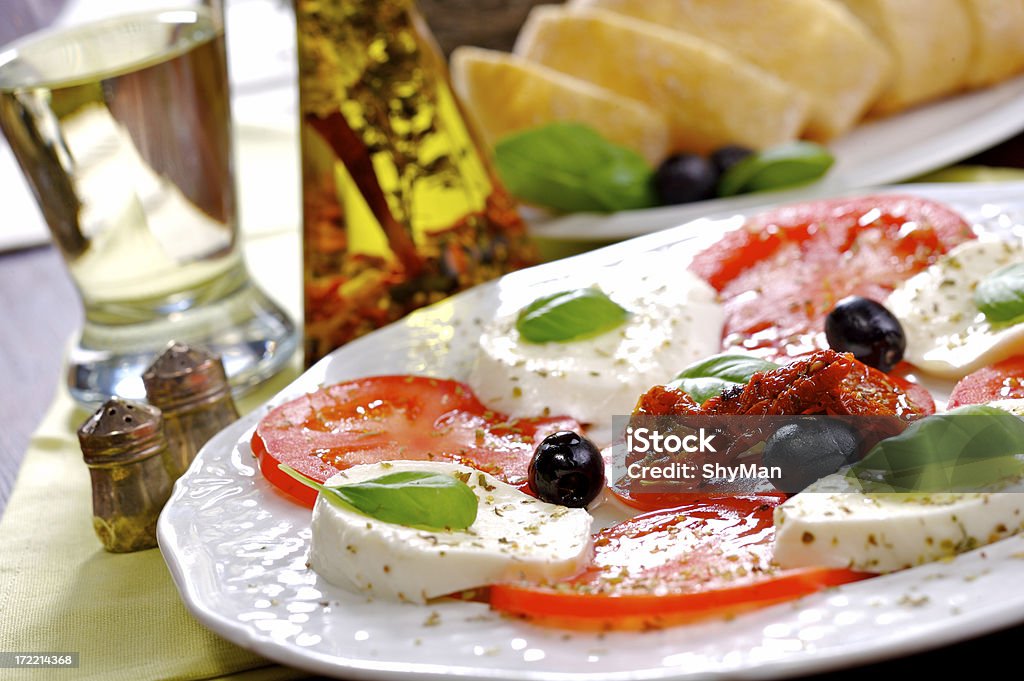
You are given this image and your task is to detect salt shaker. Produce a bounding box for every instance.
[142,342,240,480]
[78,399,173,552]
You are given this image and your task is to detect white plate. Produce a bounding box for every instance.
[530,75,1024,242]
[159,182,1024,681]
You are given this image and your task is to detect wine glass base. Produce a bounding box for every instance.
[66,280,299,408]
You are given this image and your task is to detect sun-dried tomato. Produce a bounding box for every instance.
[635,350,931,420]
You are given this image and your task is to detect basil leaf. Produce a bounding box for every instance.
[667,354,779,404]
[278,465,478,531]
[975,262,1024,323]
[516,288,630,344]
[494,122,657,213]
[717,141,834,197]
[848,405,1024,492]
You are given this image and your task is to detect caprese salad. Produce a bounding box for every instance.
[252,194,1024,631]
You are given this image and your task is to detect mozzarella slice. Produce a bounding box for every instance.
[886,239,1024,379]
[468,261,723,444]
[309,461,593,603]
[987,398,1024,416]
[774,472,1024,573]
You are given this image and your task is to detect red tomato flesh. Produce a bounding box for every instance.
[948,357,1024,407]
[689,195,973,363]
[490,495,868,630]
[860,366,936,418]
[252,376,580,507]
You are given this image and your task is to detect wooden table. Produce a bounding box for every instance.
[2,50,1023,670]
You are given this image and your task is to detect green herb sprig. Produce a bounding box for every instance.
[717,141,834,197]
[494,122,657,213]
[848,405,1024,492]
[516,288,630,344]
[975,262,1024,323]
[279,465,478,531]
[668,354,780,405]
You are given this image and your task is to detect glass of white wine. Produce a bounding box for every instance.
[0,0,298,405]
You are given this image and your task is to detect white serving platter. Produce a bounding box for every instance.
[159,181,1024,680]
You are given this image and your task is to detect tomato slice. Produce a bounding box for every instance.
[490,495,868,630]
[885,371,935,416]
[689,195,973,362]
[852,365,935,418]
[252,376,580,506]
[948,357,1024,407]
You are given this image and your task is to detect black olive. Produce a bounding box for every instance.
[763,418,861,493]
[528,431,605,508]
[824,296,906,373]
[652,153,719,205]
[710,144,755,175]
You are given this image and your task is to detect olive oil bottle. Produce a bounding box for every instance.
[295,0,536,363]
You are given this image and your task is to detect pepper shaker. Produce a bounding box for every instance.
[143,342,240,481]
[79,399,173,552]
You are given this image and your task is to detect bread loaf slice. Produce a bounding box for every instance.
[450,46,671,165]
[837,0,973,114]
[961,0,1024,87]
[513,5,808,154]
[570,0,891,141]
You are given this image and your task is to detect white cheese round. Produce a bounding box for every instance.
[309,461,593,603]
[468,260,723,444]
[986,398,1024,416]
[773,472,1024,573]
[886,239,1024,379]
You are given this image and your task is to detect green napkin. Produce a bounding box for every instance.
[0,366,309,681]
[0,227,311,680]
